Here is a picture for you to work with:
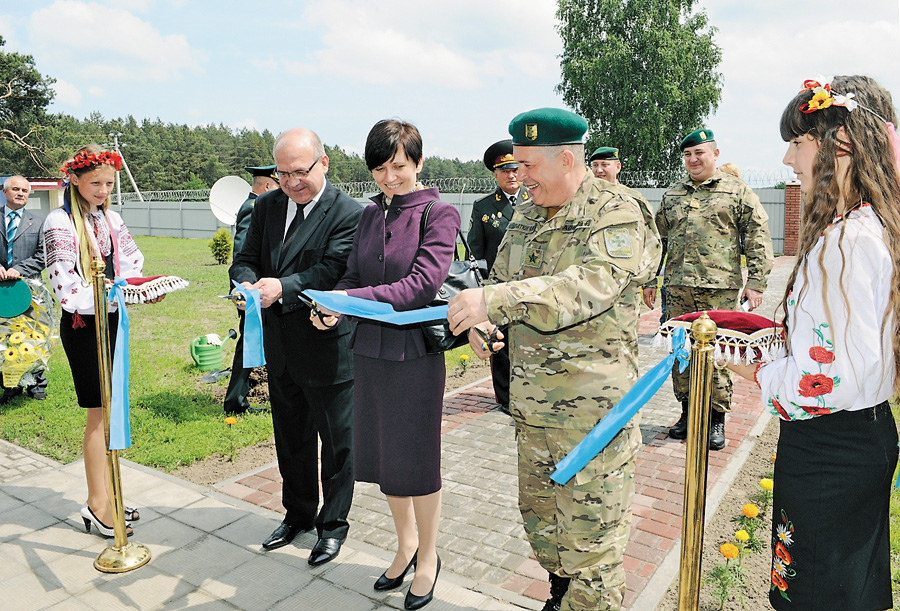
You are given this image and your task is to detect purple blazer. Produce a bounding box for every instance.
[335,188,460,361]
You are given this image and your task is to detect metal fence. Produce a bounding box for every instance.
[118,175,788,255]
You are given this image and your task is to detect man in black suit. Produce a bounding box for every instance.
[1,175,47,402]
[467,140,529,414]
[224,164,278,415]
[230,128,362,565]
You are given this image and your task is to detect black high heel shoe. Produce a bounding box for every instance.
[81,506,132,538]
[374,550,417,591]
[404,555,440,610]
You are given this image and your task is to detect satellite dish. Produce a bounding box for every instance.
[209,176,251,225]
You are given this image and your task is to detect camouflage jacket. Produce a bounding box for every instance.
[652,170,773,291]
[484,173,662,429]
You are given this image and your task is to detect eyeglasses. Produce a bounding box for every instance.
[275,156,322,182]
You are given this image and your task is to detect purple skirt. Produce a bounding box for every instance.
[353,354,445,496]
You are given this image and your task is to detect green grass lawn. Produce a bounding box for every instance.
[0,235,476,471]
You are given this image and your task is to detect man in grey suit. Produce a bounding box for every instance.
[1,175,48,401]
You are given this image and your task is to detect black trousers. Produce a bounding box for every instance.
[490,343,510,409]
[268,370,354,541]
[224,310,251,413]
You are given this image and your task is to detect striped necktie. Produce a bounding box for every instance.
[6,210,20,266]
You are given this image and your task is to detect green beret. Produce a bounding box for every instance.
[679,128,715,151]
[245,164,278,180]
[590,147,620,162]
[483,139,518,171]
[509,107,588,146]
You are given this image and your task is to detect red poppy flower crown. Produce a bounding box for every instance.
[654,310,785,365]
[60,150,124,174]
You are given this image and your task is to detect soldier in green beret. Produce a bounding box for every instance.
[448,107,661,611]
[467,140,530,414]
[224,164,279,414]
[642,128,774,450]
[589,146,623,185]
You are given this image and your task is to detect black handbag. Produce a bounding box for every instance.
[417,201,483,354]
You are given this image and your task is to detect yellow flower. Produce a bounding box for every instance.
[28,332,45,342]
[4,347,18,360]
[772,453,777,462]
[460,354,470,362]
[224,416,237,426]
[20,344,34,356]
[720,543,739,560]
[760,478,774,491]
[742,503,759,519]
[808,90,834,111]
[735,530,750,542]
[8,332,26,344]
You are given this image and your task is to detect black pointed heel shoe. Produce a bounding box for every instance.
[404,555,440,610]
[375,550,418,591]
[80,506,132,538]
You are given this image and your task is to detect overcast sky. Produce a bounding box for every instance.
[2,0,898,179]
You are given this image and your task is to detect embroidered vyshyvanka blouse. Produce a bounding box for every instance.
[756,205,896,421]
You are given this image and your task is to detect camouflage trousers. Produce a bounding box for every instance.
[665,285,739,413]
[516,420,640,611]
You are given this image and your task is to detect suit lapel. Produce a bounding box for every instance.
[276,182,335,275]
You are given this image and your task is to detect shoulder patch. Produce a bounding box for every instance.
[604,227,634,258]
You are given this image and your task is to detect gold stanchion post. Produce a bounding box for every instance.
[677,312,717,611]
[90,258,151,573]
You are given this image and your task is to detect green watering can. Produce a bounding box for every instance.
[189,329,237,371]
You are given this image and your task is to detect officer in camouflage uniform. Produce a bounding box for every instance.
[642,128,773,450]
[589,146,623,185]
[448,108,662,611]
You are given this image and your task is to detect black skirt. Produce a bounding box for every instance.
[770,402,897,611]
[59,310,118,408]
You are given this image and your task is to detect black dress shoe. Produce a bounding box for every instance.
[668,401,689,439]
[375,550,417,591]
[262,522,311,550]
[405,555,440,610]
[308,537,343,566]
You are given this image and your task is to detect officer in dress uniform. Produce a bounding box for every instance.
[224,164,278,414]
[589,146,623,185]
[467,139,530,413]
[449,108,662,611]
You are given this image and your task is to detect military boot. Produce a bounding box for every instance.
[668,401,689,440]
[541,572,571,611]
[709,409,726,451]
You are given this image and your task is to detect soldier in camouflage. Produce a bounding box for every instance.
[448,108,661,611]
[642,128,773,450]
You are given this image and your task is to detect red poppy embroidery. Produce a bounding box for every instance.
[775,541,792,565]
[772,568,788,592]
[808,346,835,364]
[798,373,833,397]
[771,397,790,420]
[799,403,831,416]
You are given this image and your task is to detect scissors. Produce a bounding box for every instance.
[471,325,503,354]
[218,293,245,306]
[298,292,337,328]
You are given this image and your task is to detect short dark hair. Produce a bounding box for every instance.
[364,119,423,170]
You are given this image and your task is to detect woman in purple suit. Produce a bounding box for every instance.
[316,119,459,610]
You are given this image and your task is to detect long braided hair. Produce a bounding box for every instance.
[778,75,900,393]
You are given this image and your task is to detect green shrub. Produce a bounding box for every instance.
[209,227,233,265]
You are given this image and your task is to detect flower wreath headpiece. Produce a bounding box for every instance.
[60,150,124,174]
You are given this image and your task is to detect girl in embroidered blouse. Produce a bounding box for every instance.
[44,144,151,538]
[729,76,900,610]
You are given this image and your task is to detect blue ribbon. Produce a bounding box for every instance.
[233,282,266,367]
[107,278,131,451]
[550,328,690,485]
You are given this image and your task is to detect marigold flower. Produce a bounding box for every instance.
[720,543,739,560]
[760,478,774,491]
[224,416,237,426]
[734,530,750,542]
[460,354,470,361]
[742,503,759,518]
